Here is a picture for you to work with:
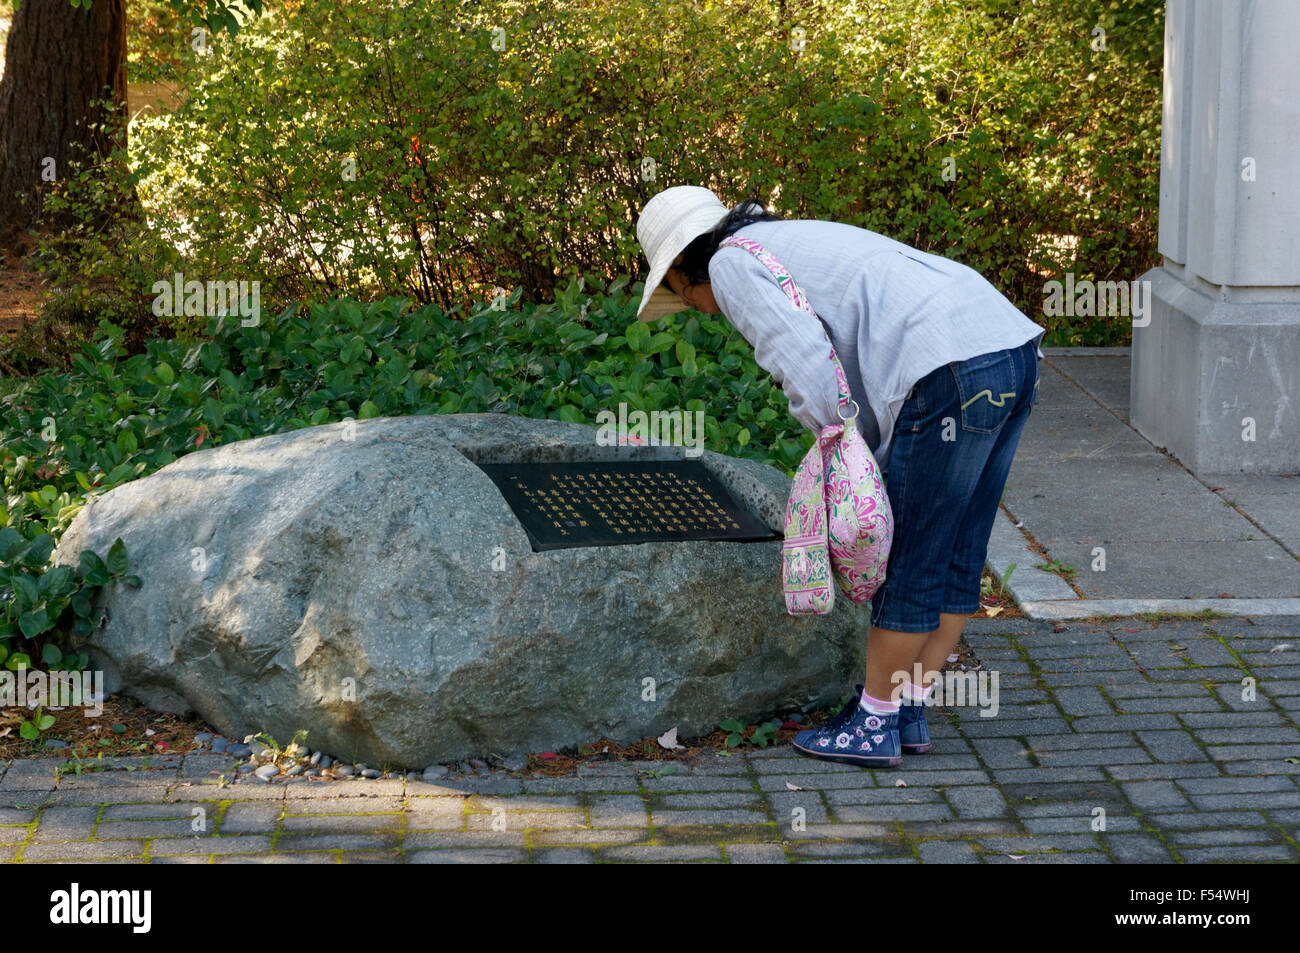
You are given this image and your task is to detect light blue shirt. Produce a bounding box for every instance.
[707,218,1045,468]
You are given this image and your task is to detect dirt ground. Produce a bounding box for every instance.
[0,244,46,337]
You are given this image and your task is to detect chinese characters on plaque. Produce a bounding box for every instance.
[475,461,779,551]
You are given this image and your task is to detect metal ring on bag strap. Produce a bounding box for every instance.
[837,399,859,425]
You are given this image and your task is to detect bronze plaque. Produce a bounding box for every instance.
[476,460,779,551]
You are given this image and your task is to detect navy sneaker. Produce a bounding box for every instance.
[792,699,901,767]
[898,696,933,754]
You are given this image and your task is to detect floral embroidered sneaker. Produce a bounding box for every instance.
[821,684,929,755]
[792,700,901,767]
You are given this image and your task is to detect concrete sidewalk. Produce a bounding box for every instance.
[987,348,1300,620]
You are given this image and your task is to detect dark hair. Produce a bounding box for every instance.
[663,197,782,290]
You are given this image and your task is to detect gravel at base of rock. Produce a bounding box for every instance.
[502,753,528,772]
[53,414,867,767]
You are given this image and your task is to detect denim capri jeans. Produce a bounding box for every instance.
[869,338,1040,633]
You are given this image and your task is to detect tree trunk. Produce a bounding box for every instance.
[0,0,127,240]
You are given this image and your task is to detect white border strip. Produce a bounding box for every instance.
[985,509,1077,602]
[1020,598,1300,619]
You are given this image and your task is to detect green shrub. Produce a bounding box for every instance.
[107,0,1159,344]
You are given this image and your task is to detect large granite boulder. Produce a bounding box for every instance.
[53,414,867,767]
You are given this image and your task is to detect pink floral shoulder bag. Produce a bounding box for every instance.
[718,236,894,615]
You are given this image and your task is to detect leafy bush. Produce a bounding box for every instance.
[103,0,1160,344]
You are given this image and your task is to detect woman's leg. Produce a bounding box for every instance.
[864,613,969,702]
[869,364,1015,645]
[937,340,1040,658]
[865,625,934,702]
[913,612,973,686]
[869,343,1035,699]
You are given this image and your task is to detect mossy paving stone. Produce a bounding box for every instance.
[652,822,782,846]
[785,831,914,859]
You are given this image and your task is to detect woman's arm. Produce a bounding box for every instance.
[707,248,843,433]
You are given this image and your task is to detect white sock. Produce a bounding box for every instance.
[900,681,934,706]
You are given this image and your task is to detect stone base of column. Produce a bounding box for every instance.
[1130,266,1300,475]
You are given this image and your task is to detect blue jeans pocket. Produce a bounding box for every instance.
[949,351,1018,435]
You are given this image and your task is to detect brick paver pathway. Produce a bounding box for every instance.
[3,617,1298,863]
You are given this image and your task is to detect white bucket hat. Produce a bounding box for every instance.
[634,185,729,322]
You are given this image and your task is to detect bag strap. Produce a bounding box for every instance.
[717,236,855,418]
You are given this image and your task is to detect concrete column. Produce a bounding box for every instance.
[1131,0,1300,474]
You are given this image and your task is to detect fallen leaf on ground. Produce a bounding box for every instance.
[1008,854,1026,860]
[656,727,686,751]
[984,606,1004,617]
[785,781,803,791]
[895,779,907,787]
